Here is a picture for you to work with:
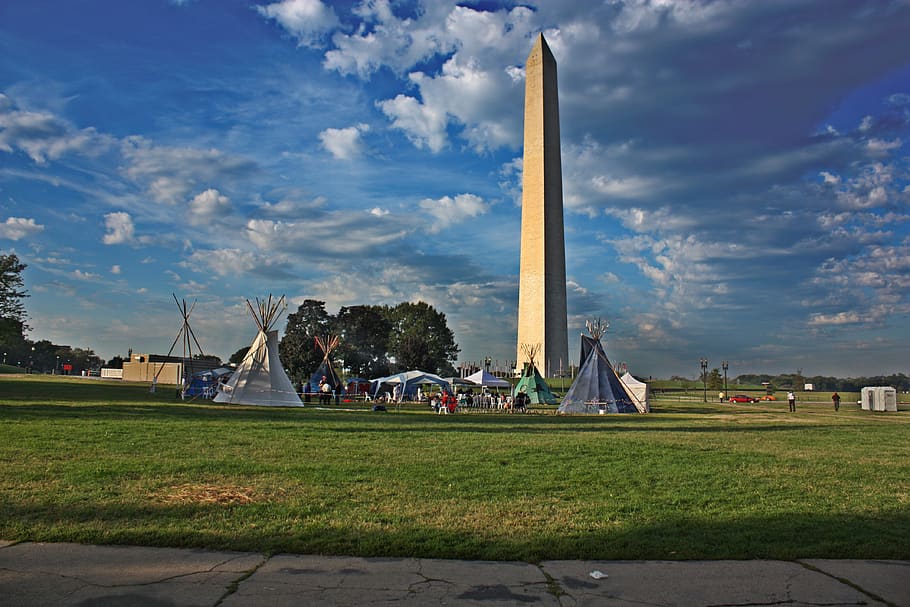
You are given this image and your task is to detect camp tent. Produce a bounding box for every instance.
[370,370,450,402]
[558,329,644,414]
[184,367,232,398]
[345,377,371,396]
[444,377,476,388]
[214,295,302,407]
[465,369,511,388]
[620,371,650,413]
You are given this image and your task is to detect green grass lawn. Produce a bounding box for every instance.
[1,375,907,561]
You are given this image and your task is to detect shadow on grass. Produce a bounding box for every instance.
[2,498,907,562]
[0,403,863,435]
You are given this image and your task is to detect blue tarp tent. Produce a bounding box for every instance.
[184,367,232,398]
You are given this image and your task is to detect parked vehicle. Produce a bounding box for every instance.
[728,394,758,403]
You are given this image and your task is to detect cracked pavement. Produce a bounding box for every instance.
[1,541,906,606]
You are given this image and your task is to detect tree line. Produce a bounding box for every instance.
[0,253,103,374]
[4,250,905,388]
[1,252,460,379]
[681,368,910,393]
[733,372,910,393]
[275,299,460,382]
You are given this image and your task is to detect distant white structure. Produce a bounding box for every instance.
[214,295,302,407]
[803,383,814,391]
[860,386,897,412]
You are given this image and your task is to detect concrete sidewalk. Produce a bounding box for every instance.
[1,540,906,606]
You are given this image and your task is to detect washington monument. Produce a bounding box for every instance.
[516,33,569,377]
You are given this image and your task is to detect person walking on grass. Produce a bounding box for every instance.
[832,392,841,412]
[788,390,796,412]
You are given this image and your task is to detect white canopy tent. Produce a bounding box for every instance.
[370,370,450,402]
[620,372,650,413]
[464,369,511,388]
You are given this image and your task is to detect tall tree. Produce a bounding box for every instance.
[0,253,28,343]
[279,299,334,383]
[228,346,250,365]
[336,305,391,378]
[707,368,723,391]
[385,301,459,375]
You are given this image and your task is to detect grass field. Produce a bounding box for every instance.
[1,375,907,562]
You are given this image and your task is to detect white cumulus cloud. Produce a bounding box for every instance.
[256,0,339,48]
[0,216,44,240]
[102,212,135,245]
[120,137,256,205]
[377,94,448,153]
[0,93,110,164]
[72,269,100,280]
[187,188,231,225]
[419,193,489,233]
[319,123,369,159]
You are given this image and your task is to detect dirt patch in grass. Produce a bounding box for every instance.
[154,483,257,505]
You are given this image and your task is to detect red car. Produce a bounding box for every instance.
[728,394,758,403]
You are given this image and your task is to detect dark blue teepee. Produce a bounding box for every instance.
[558,333,642,414]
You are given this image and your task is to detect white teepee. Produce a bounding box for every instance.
[214,295,302,407]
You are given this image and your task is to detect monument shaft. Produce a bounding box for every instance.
[516,34,569,377]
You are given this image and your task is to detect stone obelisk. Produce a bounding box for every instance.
[516,33,568,377]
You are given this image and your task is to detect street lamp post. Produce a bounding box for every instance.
[700,358,708,402]
[55,355,60,375]
[722,361,728,402]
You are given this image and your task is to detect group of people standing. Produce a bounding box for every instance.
[787,390,842,412]
[428,388,529,414]
[297,376,341,405]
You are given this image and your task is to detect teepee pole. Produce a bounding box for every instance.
[153,294,206,393]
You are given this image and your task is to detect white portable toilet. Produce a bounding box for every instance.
[860,386,897,412]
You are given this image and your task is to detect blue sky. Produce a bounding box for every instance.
[1,0,909,378]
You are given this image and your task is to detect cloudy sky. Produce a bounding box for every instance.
[1,0,909,379]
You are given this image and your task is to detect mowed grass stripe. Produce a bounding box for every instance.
[1,375,907,561]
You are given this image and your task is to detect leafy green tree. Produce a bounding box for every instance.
[336,305,391,378]
[279,299,334,382]
[385,301,459,375]
[68,347,102,374]
[0,253,28,343]
[229,346,250,365]
[707,368,723,392]
[194,353,223,365]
